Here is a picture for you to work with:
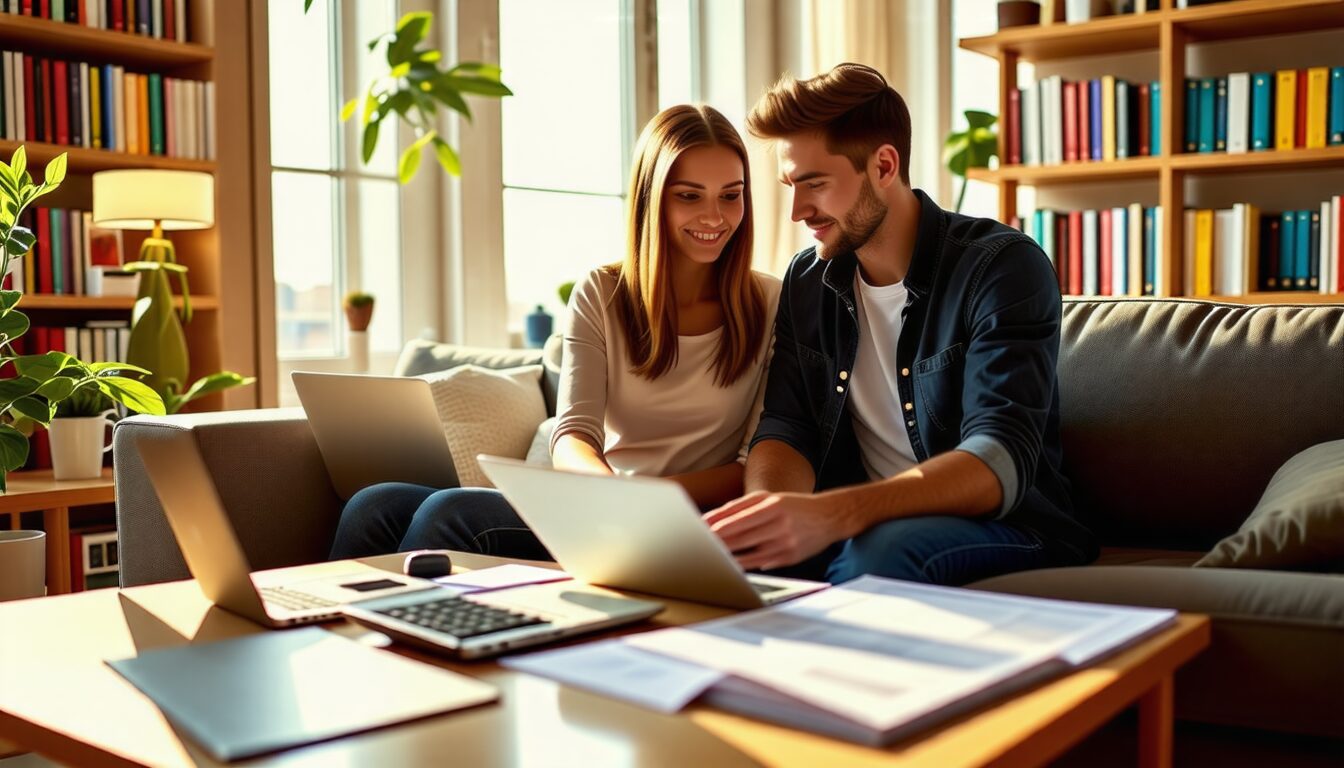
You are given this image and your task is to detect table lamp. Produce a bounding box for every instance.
[91,169,214,321]
[92,170,214,396]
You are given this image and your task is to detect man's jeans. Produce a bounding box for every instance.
[329,483,1073,586]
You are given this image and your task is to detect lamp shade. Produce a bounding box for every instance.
[92,170,215,231]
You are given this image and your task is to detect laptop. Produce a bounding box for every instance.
[135,430,435,627]
[137,431,664,657]
[476,456,829,610]
[291,371,458,500]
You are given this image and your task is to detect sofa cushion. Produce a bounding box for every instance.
[1195,439,1344,572]
[1058,300,1344,551]
[422,364,547,488]
[971,565,1344,738]
[393,337,562,416]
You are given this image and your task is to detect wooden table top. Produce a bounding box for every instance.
[0,469,115,513]
[0,554,1210,767]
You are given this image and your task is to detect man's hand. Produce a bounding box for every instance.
[703,491,849,571]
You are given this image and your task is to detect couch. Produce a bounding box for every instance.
[113,298,1344,745]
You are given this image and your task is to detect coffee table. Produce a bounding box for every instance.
[0,553,1209,767]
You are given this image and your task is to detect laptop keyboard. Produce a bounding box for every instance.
[751,582,787,595]
[261,587,340,612]
[375,595,549,640]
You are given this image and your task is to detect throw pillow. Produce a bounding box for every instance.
[1194,439,1344,571]
[420,364,547,488]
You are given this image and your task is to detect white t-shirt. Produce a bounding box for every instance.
[849,270,919,481]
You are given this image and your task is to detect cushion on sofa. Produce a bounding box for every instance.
[394,336,562,416]
[1195,439,1344,572]
[421,365,547,488]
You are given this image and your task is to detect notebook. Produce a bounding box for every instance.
[108,627,497,761]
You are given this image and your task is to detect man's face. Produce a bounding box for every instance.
[776,133,888,260]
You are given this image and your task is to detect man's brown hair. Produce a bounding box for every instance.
[747,63,912,185]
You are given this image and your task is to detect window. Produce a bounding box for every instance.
[951,0,1007,220]
[268,0,403,359]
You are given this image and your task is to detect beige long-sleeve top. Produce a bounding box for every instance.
[550,267,782,477]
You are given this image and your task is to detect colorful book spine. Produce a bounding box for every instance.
[1143,207,1157,296]
[1294,210,1310,288]
[1115,80,1131,159]
[1304,67,1328,149]
[1213,76,1227,152]
[1280,211,1296,288]
[1331,68,1344,145]
[1007,88,1021,165]
[1137,82,1150,157]
[1295,68,1308,148]
[1275,69,1296,150]
[89,65,102,149]
[1082,209,1098,295]
[1184,78,1200,152]
[1193,209,1213,296]
[49,208,64,295]
[1063,81,1078,163]
[1197,78,1215,153]
[1068,210,1083,295]
[1102,75,1116,161]
[148,72,164,155]
[1308,209,1320,290]
[1100,209,1113,295]
[1089,79,1102,161]
[1150,82,1161,156]
[1079,79,1091,161]
[1262,214,1280,290]
[1251,72,1273,151]
[1226,73,1249,154]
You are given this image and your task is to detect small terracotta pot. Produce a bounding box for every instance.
[345,303,374,332]
[997,0,1041,28]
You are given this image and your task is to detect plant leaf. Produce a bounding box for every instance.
[964,110,997,130]
[398,144,422,184]
[174,372,255,410]
[97,377,166,416]
[441,74,512,97]
[0,290,21,312]
[11,396,51,425]
[449,62,503,80]
[5,226,34,256]
[427,78,472,119]
[387,12,433,66]
[430,137,461,176]
[86,361,153,376]
[340,97,359,122]
[14,351,74,380]
[303,0,313,12]
[43,153,68,188]
[36,377,76,402]
[11,146,26,183]
[0,376,40,404]
[362,119,381,165]
[0,311,29,345]
[0,423,29,473]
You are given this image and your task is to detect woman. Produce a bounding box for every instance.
[329,104,780,560]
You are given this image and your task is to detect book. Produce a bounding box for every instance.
[1193,208,1213,296]
[1149,81,1160,156]
[1183,209,1197,295]
[1308,209,1320,290]
[1295,210,1311,289]
[1320,201,1333,296]
[1213,207,1242,296]
[1197,78,1215,153]
[1184,78,1199,152]
[1243,203,1260,296]
[1250,73,1273,151]
[1226,72,1249,154]
[1280,211,1296,289]
[1082,209,1098,295]
[137,72,149,155]
[1128,202,1143,296]
[1115,80,1131,159]
[53,59,69,145]
[1335,195,1343,293]
[1068,210,1083,295]
[1063,80,1078,163]
[1275,69,1296,150]
[148,72,163,155]
[1089,79,1102,161]
[1304,67,1328,150]
[1079,78,1091,161]
[1101,75,1116,161]
[1137,82,1150,157]
[1023,84,1041,167]
[509,577,1177,748]
[1262,213,1280,290]
[124,71,138,154]
[1007,88,1021,165]
[78,62,90,148]
[1295,68,1308,148]
[1111,206,1128,295]
[1213,76,1227,152]
[1331,68,1344,145]
[1100,208,1113,295]
[1143,207,1157,295]
[89,64,101,148]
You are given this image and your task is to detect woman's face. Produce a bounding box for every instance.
[662,145,746,266]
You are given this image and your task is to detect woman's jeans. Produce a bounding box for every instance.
[329,482,1079,586]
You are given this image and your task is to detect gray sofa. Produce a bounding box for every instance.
[113,299,1344,745]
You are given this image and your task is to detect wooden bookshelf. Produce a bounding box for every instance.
[960,0,1344,302]
[4,0,230,414]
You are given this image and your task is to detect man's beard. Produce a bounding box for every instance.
[815,176,887,260]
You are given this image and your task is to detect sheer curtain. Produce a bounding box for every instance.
[745,0,951,275]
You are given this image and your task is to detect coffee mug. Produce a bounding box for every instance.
[49,410,117,480]
[0,530,46,601]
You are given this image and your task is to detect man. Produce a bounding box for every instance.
[705,63,1096,586]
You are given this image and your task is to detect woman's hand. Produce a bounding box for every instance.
[551,432,613,475]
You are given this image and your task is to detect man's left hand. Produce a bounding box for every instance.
[703,491,847,571]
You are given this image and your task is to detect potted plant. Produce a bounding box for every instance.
[46,381,119,480]
[343,291,375,332]
[0,148,166,491]
[943,110,1000,214]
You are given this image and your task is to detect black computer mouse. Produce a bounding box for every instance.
[403,550,453,579]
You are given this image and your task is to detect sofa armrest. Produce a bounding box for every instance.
[114,408,344,587]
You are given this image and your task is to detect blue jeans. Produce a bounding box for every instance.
[328,483,550,561]
[330,484,1073,587]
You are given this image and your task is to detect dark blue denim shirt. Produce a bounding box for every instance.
[751,189,1096,561]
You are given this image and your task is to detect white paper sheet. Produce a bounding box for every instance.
[501,639,724,713]
[433,564,571,593]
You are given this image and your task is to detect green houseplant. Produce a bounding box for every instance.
[943,110,1000,214]
[304,3,513,183]
[0,148,166,491]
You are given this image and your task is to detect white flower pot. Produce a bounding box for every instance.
[48,412,116,480]
[0,530,46,601]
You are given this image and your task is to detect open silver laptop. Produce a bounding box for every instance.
[135,430,435,627]
[477,456,828,610]
[291,371,458,500]
[137,431,663,657]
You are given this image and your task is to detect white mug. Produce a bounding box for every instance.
[0,530,46,601]
[48,410,117,480]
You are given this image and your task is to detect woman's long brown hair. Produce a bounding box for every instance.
[607,104,765,387]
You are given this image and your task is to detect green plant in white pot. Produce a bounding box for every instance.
[0,148,166,491]
[47,380,119,480]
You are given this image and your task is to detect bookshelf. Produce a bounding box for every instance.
[958,0,1344,303]
[1,1,227,419]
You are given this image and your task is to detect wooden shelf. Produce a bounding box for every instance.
[0,140,216,174]
[972,146,1344,185]
[18,295,218,311]
[969,157,1163,185]
[959,0,1344,62]
[1211,292,1344,304]
[0,12,212,68]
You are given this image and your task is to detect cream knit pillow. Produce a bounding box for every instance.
[419,364,547,488]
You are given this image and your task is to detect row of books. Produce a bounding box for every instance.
[1182,198,1344,296]
[5,207,129,297]
[1006,77,1162,167]
[1183,69,1344,154]
[0,0,190,43]
[1012,205,1166,297]
[0,52,216,160]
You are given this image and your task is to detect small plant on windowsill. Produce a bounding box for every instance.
[0,148,165,491]
[343,291,375,333]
